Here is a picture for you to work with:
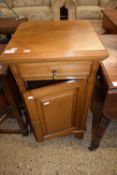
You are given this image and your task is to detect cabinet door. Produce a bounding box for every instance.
[23,80,86,142]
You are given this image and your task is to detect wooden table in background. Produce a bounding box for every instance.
[89,35,117,150]
[0,20,108,142]
[0,17,27,42]
[0,17,27,35]
[102,9,117,34]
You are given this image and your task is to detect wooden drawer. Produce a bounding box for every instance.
[16,61,91,80]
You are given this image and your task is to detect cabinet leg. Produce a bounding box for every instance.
[89,114,111,151]
[74,132,84,139]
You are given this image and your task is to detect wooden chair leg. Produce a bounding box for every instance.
[89,114,111,151]
[0,74,29,135]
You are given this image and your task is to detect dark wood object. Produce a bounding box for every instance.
[0,17,28,35]
[89,35,117,150]
[0,21,108,142]
[0,17,27,42]
[102,9,117,34]
[0,44,28,134]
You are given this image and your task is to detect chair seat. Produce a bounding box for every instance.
[76,5,103,20]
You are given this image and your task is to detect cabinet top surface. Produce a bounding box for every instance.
[100,35,117,89]
[0,20,108,63]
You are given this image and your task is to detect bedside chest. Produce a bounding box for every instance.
[0,20,108,142]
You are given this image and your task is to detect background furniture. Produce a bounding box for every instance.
[0,20,108,142]
[52,0,117,20]
[102,9,117,34]
[75,0,117,20]
[0,0,117,20]
[89,35,117,150]
[0,17,27,42]
[76,0,102,20]
[0,44,28,134]
[0,17,27,35]
[52,0,76,20]
[0,0,53,20]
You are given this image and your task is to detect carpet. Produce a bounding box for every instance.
[0,113,117,175]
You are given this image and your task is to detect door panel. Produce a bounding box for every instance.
[23,80,86,142]
[41,90,75,134]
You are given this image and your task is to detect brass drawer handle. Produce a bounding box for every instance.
[52,69,57,80]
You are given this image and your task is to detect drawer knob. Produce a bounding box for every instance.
[52,69,57,80]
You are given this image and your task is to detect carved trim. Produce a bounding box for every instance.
[52,0,76,20]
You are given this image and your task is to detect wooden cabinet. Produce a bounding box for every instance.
[0,21,108,142]
[24,80,86,141]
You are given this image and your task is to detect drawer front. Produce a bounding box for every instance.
[17,61,91,80]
